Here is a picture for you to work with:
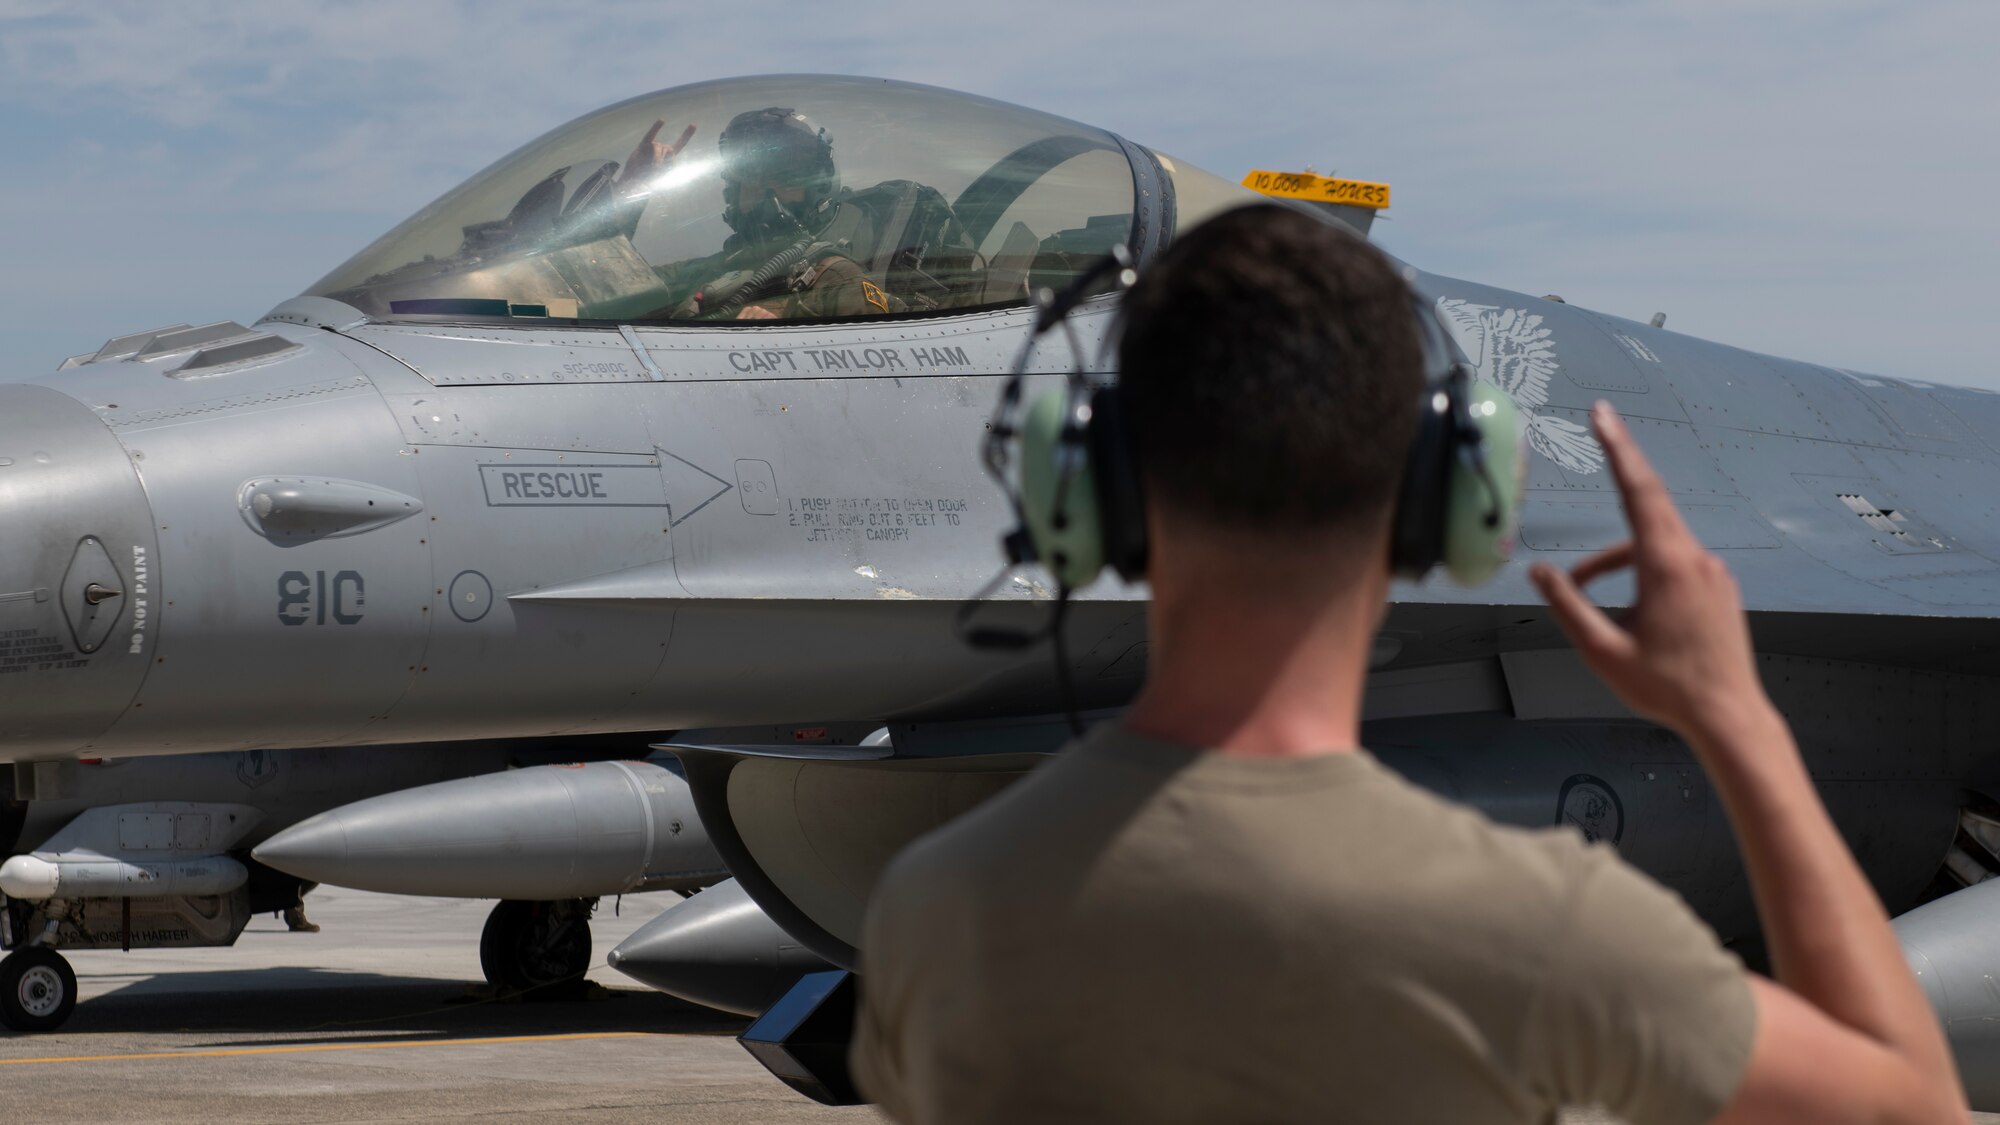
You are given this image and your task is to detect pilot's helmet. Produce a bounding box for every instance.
[718,107,839,239]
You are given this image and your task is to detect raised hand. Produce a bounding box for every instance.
[1528,401,1772,743]
[615,119,698,194]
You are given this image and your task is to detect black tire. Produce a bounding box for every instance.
[479,900,530,989]
[0,947,77,1033]
[479,900,592,993]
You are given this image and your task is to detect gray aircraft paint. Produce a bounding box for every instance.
[1896,879,2000,1108]
[605,877,830,1016]
[5,744,534,852]
[18,284,1999,750]
[0,739,675,959]
[253,757,726,899]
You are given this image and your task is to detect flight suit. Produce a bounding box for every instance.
[768,251,896,319]
[666,239,899,321]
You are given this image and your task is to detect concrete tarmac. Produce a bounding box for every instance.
[0,886,881,1123]
[1,887,1985,1122]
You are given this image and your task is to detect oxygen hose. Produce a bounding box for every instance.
[698,231,818,318]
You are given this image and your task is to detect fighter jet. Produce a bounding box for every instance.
[5,71,2000,1107]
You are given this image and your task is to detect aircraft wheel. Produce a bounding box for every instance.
[0,947,77,1032]
[479,899,593,994]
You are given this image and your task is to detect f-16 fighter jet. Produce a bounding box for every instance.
[6,76,2000,1112]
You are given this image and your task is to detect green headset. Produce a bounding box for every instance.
[999,261,1526,595]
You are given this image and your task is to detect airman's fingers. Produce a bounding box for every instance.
[1591,402,1691,547]
[1569,541,1635,587]
[671,124,697,153]
[639,119,665,146]
[1531,562,1639,669]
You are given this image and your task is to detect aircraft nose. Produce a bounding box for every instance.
[0,385,161,758]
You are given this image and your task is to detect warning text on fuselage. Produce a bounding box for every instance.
[480,464,669,508]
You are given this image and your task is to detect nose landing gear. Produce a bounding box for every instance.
[0,946,77,1032]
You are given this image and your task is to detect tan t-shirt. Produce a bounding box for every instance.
[852,725,1755,1124]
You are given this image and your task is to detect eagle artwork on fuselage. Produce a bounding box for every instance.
[1436,297,1606,475]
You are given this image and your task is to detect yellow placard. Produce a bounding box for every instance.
[1241,170,1391,210]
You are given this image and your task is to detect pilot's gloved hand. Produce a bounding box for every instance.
[615,119,697,197]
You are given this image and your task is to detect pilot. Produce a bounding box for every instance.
[619,107,898,321]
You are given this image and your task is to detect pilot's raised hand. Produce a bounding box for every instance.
[1529,402,1774,744]
[615,119,697,195]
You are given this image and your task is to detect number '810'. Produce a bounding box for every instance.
[278,570,366,626]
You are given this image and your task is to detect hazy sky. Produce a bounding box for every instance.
[2,1,1995,385]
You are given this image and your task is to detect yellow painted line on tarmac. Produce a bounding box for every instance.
[0,1030,662,1066]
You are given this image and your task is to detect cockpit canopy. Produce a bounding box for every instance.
[308,75,1250,327]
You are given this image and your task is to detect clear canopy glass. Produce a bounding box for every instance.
[308,75,1227,327]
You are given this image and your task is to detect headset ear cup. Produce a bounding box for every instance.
[1441,381,1526,586]
[1389,388,1451,579]
[1085,386,1148,581]
[1019,389,1107,589]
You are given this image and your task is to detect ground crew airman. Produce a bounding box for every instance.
[852,205,1969,1124]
